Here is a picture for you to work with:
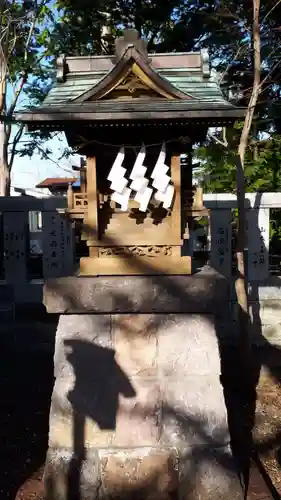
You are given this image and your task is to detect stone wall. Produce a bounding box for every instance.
[230,276,281,347]
[43,270,244,499]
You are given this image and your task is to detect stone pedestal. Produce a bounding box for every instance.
[43,269,244,499]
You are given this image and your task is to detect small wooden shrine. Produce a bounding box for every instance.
[17,30,244,276]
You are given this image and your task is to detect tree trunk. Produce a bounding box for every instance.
[0,15,9,197]
[235,156,249,353]
[0,122,10,196]
[0,165,10,196]
[235,0,260,354]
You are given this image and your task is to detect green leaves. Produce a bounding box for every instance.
[0,0,55,182]
[197,131,281,194]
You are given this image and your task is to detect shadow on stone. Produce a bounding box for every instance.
[65,339,136,430]
[64,339,136,500]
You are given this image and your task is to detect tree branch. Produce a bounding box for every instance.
[8,123,24,171]
[5,1,47,142]
[147,25,161,50]
[208,127,228,147]
[34,144,75,174]
[0,9,9,113]
[219,44,248,83]
[238,1,261,165]
[261,0,281,25]
[7,14,36,114]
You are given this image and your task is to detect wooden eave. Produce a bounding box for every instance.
[72,46,192,102]
[17,101,245,129]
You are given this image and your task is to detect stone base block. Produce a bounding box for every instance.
[44,446,243,499]
[45,278,243,499]
[100,448,178,499]
[44,448,101,500]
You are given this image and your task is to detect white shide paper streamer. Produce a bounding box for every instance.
[151,143,174,209]
[107,147,132,211]
[129,144,153,212]
[107,144,174,212]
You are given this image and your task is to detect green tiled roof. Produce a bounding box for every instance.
[43,57,228,107]
[44,74,106,105]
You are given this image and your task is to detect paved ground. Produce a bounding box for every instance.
[0,317,280,499]
[0,317,55,500]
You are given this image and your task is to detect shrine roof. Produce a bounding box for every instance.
[43,53,226,107]
[16,30,244,125]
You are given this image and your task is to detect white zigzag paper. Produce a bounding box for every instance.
[107,147,131,211]
[151,143,174,210]
[107,143,174,213]
[129,145,153,212]
[111,187,131,211]
[130,145,147,181]
[154,183,174,209]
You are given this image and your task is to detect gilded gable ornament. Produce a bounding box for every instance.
[120,74,145,94]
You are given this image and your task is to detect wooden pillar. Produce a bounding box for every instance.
[67,182,73,210]
[80,168,86,193]
[85,156,99,259]
[184,149,194,246]
[170,154,181,258]
[170,153,191,272]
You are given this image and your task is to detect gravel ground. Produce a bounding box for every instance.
[1,324,281,500]
[254,371,281,496]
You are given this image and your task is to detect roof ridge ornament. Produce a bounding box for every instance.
[115,29,149,62]
[56,54,68,82]
[201,49,210,78]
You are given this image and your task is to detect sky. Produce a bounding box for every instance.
[8,82,81,197]
[10,133,81,196]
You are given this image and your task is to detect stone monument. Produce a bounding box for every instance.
[17,30,245,499]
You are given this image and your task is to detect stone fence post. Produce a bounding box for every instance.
[42,210,75,279]
[3,211,29,283]
[209,208,232,278]
[205,193,271,281]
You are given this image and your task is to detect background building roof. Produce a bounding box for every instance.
[36,177,77,188]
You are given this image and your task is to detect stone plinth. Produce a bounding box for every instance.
[43,267,229,314]
[44,269,243,499]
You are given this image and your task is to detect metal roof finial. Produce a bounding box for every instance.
[115,29,148,62]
